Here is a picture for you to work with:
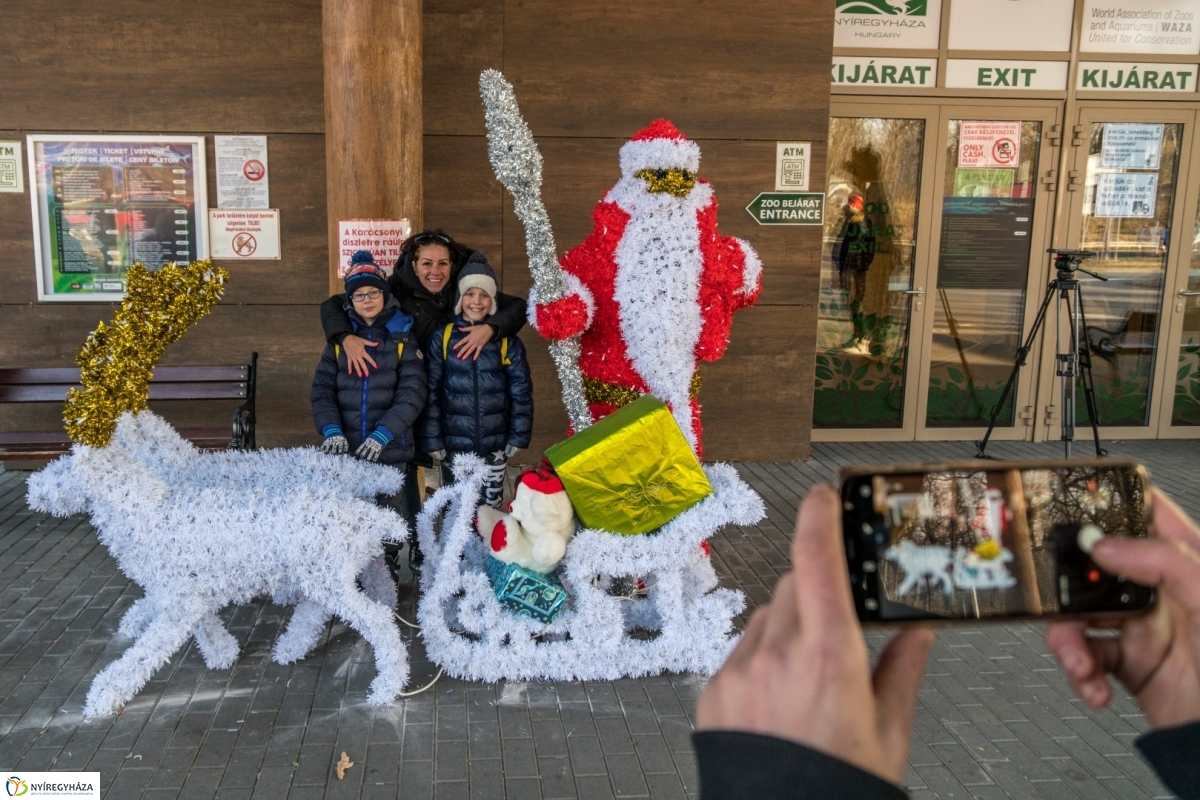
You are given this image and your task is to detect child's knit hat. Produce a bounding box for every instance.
[454,256,498,316]
[344,251,389,298]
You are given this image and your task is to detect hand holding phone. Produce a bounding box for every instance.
[1047,489,1200,730]
[839,458,1156,623]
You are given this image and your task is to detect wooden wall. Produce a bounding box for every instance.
[0,0,832,461]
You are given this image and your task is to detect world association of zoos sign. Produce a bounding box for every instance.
[834,0,942,49]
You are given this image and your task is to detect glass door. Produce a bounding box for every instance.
[1052,107,1192,440]
[913,105,1062,441]
[1155,110,1200,439]
[812,104,939,440]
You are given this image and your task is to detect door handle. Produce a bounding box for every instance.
[1179,290,1200,297]
[902,288,924,295]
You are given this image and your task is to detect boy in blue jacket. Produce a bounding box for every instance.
[312,251,427,577]
[420,258,533,509]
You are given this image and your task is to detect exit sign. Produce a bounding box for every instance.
[746,192,824,225]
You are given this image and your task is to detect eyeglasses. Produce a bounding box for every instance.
[413,232,450,245]
[350,289,383,302]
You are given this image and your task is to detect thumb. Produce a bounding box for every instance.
[363,339,380,348]
[872,628,935,779]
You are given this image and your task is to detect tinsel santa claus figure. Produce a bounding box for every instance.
[531,119,762,457]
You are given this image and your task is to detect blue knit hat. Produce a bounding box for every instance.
[344,251,389,298]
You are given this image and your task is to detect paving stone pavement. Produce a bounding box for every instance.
[0,438,1196,799]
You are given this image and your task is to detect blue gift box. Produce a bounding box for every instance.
[485,557,569,624]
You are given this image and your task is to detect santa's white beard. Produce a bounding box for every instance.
[610,179,710,451]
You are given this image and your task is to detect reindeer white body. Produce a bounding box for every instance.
[27,411,410,717]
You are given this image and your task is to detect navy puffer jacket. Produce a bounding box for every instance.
[419,319,533,455]
[311,304,427,464]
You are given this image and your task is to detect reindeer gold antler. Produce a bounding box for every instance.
[65,260,229,447]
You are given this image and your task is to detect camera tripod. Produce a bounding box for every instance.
[975,249,1108,459]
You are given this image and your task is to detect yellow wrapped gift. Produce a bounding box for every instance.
[544,395,712,535]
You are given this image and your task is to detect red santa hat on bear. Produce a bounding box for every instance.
[619,119,701,178]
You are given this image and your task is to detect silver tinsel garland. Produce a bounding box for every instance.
[479,69,593,432]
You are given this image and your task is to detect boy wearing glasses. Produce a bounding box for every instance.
[311,251,428,578]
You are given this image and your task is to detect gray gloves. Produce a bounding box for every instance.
[321,434,348,455]
[504,444,519,459]
[431,449,447,461]
[355,437,384,462]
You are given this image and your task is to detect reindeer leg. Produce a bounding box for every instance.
[273,598,331,664]
[85,606,205,717]
[193,613,239,670]
[117,597,156,638]
[322,584,408,706]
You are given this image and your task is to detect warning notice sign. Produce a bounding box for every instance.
[215,135,269,209]
[209,209,280,259]
[958,121,1022,168]
[338,219,411,277]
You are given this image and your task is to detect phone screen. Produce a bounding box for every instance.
[841,462,1155,621]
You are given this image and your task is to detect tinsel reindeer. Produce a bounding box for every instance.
[26,261,411,716]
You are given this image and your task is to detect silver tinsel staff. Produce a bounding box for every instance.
[479,69,593,433]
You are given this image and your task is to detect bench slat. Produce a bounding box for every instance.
[0,365,249,385]
[0,382,247,402]
[0,368,80,384]
[0,427,235,458]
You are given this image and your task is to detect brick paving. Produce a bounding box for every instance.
[0,437,1196,799]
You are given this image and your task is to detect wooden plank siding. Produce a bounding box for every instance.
[0,0,832,460]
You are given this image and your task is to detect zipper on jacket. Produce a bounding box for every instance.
[360,332,375,442]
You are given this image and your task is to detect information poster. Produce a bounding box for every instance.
[834,0,942,49]
[1101,123,1163,168]
[1094,172,1158,217]
[27,135,208,302]
[215,135,269,208]
[958,121,1022,168]
[1081,0,1200,55]
[938,197,1034,290]
[0,141,22,193]
[337,219,411,277]
[209,209,281,259]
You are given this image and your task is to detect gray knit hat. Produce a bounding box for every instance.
[454,256,498,316]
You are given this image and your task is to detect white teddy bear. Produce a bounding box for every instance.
[475,460,575,574]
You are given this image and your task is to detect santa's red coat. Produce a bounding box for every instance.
[534,180,761,457]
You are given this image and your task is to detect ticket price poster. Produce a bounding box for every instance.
[27,135,209,302]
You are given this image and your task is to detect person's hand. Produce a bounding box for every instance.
[342,334,379,377]
[320,434,348,455]
[1046,489,1200,730]
[453,325,494,361]
[696,485,935,785]
[355,437,383,462]
[431,449,447,461]
[504,444,519,459]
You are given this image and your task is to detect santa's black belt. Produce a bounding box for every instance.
[582,371,703,408]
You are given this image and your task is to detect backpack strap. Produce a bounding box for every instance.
[441,323,455,359]
[500,337,510,366]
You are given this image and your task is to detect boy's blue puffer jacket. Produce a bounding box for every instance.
[419,319,533,455]
[311,304,427,464]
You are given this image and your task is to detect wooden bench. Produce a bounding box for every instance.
[0,353,257,460]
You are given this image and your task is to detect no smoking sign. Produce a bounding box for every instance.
[242,159,266,181]
[209,209,280,259]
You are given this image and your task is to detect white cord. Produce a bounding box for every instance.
[398,667,445,697]
[393,611,421,629]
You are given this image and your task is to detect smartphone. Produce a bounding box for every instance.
[838,458,1156,623]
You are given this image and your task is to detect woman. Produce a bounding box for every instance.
[319,231,529,572]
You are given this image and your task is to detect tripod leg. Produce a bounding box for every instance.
[1075,288,1107,456]
[976,280,1057,458]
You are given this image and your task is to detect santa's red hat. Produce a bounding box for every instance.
[619,119,701,177]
